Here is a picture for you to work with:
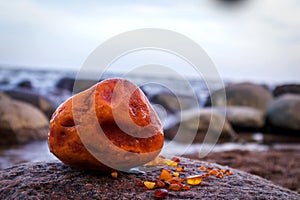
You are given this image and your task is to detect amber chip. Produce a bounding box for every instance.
[159,169,173,182]
[225,169,234,176]
[144,181,156,189]
[200,166,206,171]
[209,169,218,176]
[186,175,202,185]
[171,157,180,163]
[111,171,118,179]
[176,166,185,172]
[154,189,168,199]
[169,183,182,191]
[216,172,223,179]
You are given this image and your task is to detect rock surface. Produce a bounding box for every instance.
[3,88,57,118]
[267,94,300,130]
[0,158,298,199]
[184,150,300,193]
[206,82,273,113]
[150,92,198,113]
[222,106,265,128]
[273,84,300,97]
[0,98,49,145]
[165,108,238,143]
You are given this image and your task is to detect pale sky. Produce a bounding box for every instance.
[0,0,299,83]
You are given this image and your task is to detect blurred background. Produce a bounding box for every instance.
[0,0,299,193]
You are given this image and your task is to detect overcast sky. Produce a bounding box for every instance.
[0,0,299,83]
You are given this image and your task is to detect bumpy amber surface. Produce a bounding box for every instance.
[48,79,164,171]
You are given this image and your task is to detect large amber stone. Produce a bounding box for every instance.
[48,79,164,171]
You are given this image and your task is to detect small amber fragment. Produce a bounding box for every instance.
[135,181,143,187]
[155,180,166,188]
[186,175,202,185]
[159,169,173,181]
[181,184,191,191]
[170,177,184,184]
[154,189,168,199]
[169,183,182,191]
[173,172,179,177]
[144,181,156,189]
[164,159,178,167]
[171,157,180,163]
[225,169,233,176]
[176,166,185,172]
[219,169,225,173]
[111,171,118,179]
[216,172,223,179]
[203,173,210,178]
[209,169,218,176]
[200,165,206,171]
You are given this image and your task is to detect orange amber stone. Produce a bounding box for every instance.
[155,180,166,188]
[111,171,118,179]
[181,184,191,191]
[219,169,225,173]
[170,177,184,184]
[154,189,168,199]
[176,166,185,172]
[216,172,223,179]
[203,173,210,178]
[186,175,202,185]
[225,169,233,176]
[135,181,143,187]
[200,166,206,171]
[159,169,173,181]
[209,169,218,176]
[171,157,180,163]
[169,183,182,191]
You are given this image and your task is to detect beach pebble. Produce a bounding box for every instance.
[0,98,49,145]
[222,106,265,129]
[205,82,273,113]
[3,88,57,118]
[267,94,300,130]
[55,77,75,92]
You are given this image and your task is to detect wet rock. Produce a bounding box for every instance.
[165,108,238,143]
[0,99,49,146]
[267,94,300,130]
[222,106,265,129]
[205,82,273,113]
[150,92,198,113]
[273,84,300,97]
[3,88,57,118]
[55,77,75,92]
[0,158,298,199]
[16,80,32,89]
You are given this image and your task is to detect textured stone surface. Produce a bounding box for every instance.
[165,108,238,143]
[0,158,299,199]
[223,106,265,128]
[0,99,49,145]
[4,88,57,118]
[206,82,273,113]
[267,94,300,130]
